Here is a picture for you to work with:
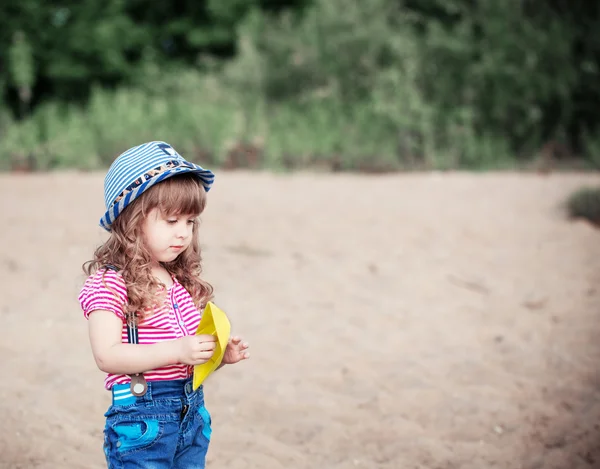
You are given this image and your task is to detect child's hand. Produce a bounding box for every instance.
[222,336,250,365]
[176,334,216,365]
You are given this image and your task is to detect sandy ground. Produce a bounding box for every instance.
[1,170,600,469]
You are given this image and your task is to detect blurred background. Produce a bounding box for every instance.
[2,2,600,469]
[1,0,600,174]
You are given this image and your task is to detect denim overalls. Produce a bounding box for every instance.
[103,377,212,468]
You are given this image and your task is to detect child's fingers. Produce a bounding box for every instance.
[197,334,216,342]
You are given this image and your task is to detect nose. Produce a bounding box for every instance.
[176,224,190,239]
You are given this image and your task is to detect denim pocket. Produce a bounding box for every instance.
[111,419,163,454]
[197,405,212,441]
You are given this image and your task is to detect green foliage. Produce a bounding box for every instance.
[0,0,311,106]
[416,1,576,153]
[225,0,400,102]
[223,0,582,162]
[8,31,34,93]
[0,0,599,171]
[222,0,517,168]
[0,70,243,170]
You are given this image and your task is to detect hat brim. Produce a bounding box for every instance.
[99,164,214,231]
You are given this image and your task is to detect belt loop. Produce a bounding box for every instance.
[142,381,153,403]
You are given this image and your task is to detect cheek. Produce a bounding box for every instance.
[185,227,196,245]
[144,226,167,249]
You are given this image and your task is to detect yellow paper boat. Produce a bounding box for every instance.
[192,301,231,390]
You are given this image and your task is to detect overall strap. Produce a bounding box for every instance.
[105,265,138,339]
[103,264,147,396]
[126,323,139,344]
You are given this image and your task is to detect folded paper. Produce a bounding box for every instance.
[192,301,231,390]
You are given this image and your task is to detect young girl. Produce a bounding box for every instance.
[78,141,250,468]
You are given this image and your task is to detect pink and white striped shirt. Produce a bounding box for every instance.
[78,268,202,390]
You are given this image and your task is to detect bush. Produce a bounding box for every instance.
[566,187,600,226]
[2,0,600,172]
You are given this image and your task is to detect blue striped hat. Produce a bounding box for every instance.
[100,141,215,231]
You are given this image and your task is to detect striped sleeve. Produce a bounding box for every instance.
[78,269,128,320]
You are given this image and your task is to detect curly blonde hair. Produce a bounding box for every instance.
[83,173,214,324]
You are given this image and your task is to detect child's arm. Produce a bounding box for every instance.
[88,310,216,375]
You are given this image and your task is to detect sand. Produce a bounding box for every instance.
[1,170,600,469]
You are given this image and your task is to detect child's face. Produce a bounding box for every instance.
[142,208,197,264]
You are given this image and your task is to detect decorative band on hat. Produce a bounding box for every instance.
[111,160,196,206]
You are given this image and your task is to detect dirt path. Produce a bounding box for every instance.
[1,170,599,469]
